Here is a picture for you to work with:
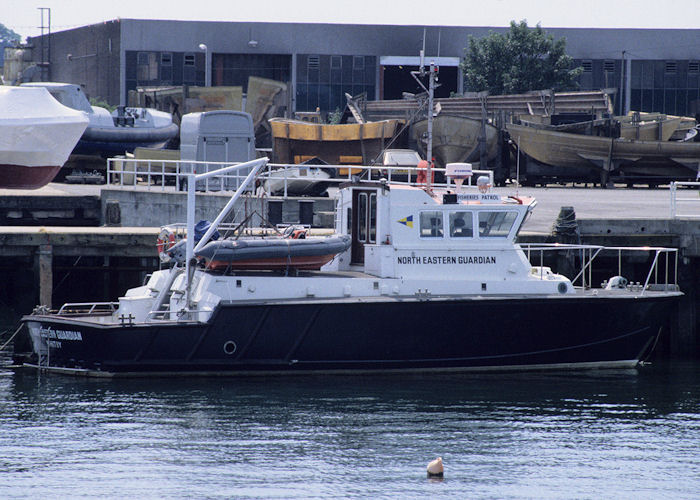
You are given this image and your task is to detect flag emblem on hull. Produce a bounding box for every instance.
[397,215,413,228]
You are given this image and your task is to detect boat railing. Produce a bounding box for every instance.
[670,181,700,218]
[145,304,216,322]
[57,302,119,315]
[106,157,494,197]
[107,158,257,193]
[520,243,679,295]
[256,163,495,198]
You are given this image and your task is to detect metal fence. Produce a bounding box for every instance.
[670,181,700,218]
[106,157,495,197]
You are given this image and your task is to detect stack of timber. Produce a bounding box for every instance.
[360,90,614,122]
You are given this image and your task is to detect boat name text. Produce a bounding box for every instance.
[397,255,496,265]
[40,327,83,341]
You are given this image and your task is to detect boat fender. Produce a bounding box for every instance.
[156,228,176,255]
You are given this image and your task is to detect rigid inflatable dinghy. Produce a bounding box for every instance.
[195,235,351,270]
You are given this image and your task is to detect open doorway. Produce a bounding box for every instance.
[350,189,377,264]
[381,65,459,100]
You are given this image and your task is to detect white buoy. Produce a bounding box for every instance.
[426,456,444,478]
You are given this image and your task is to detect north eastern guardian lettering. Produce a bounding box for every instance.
[457,256,496,264]
[397,255,496,265]
[39,327,83,341]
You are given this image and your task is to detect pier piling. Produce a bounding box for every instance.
[37,244,53,309]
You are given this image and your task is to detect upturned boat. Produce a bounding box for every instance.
[413,114,498,168]
[268,117,402,168]
[507,122,700,184]
[0,86,88,189]
[17,158,681,376]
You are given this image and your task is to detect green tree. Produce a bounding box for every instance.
[0,22,22,68]
[0,22,21,44]
[461,20,582,95]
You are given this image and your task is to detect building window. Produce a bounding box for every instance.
[603,60,615,73]
[665,61,677,73]
[160,52,173,83]
[296,54,376,112]
[353,56,364,70]
[308,55,320,70]
[689,61,700,73]
[214,53,291,91]
[581,60,593,73]
[137,52,158,81]
[184,53,196,66]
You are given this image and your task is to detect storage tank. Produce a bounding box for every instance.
[180,110,256,190]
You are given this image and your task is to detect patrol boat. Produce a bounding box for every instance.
[20,158,681,376]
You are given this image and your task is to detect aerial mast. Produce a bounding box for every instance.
[412,28,438,193]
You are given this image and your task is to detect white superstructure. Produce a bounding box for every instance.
[110,160,581,325]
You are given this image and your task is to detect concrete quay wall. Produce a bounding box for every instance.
[100,189,336,228]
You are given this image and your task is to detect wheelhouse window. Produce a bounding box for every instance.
[368,193,377,243]
[449,211,473,238]
[478,211,518,238]
[420,211,444,238]
[357,192,368,242]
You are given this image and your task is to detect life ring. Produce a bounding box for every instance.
[283,225,308,239]
[156,228,176,254]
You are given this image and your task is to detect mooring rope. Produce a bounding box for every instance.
[0,323,23,352]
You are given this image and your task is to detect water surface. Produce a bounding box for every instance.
[1,356,699,499]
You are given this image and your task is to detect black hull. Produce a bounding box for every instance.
[21,294,677,376]
[73,123,179,156]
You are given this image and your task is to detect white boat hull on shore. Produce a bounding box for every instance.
[0,86,88,189]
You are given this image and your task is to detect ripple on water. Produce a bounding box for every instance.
[0,364,698,498]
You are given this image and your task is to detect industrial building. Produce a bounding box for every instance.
[19,19,700,117]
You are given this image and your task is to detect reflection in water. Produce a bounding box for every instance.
[1,358,699,499]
